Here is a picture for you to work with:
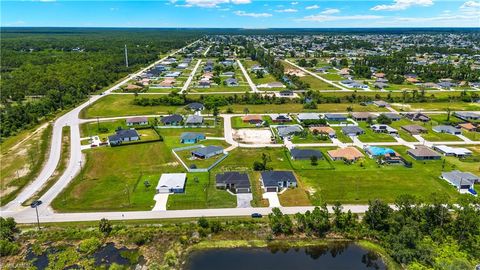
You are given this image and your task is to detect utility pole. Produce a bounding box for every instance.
[34,206,40,230]
[124,44,129,68]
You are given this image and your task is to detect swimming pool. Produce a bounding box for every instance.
[366,146,395,156]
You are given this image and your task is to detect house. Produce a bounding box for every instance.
[458,123,477,132]
[177,63,188,69]
[161,114,183,126]
[437,81,456,89]
[260,171,297,192]
[342,126,364,136]
[373,100,389,107]
[373,82,389,89]
[191,146,224,159]
[290,148,323,160]
[225,78,239,86]
[277,125,302,138]
[441,171,477,195]
[257,82,285,89]
[309,126,336,138]
[186,102,204,111]
[185,115,204,125]
[380,113,401,121]
[407,146,441,160]
[404,113,430,122]
[324,113,348,122]
[433,145,472,157]
[156,173,187,194]
[159,78,176,88]
[297,113,321,122]
[327,147,364,161]
[241,115,263,124]
[216,172,251,193]
[126,117,149,126]
[351,112,377,121]
[402,125,428,135]
[108,129,140,146]
[198,80,211,88]
[269,114,292,123]
[180,132,205,144]
[222,71,235,77]
[432,125,461,135]
[165,71,181,78]
[279,90,294,97]
[371,124,398,134]
[454,112,480,121]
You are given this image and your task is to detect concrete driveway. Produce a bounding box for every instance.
[263,192,281,207]
[152,193,169,211]
[236,193,253,208]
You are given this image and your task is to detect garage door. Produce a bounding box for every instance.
[266,187,277,192]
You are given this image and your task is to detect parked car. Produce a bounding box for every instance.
[251,213,263,218]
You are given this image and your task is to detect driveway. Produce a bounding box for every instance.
[263,192,281,207]
[236,193,253,208]
[152,193,169,211]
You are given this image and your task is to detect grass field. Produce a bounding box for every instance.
[331,127,353,143]
[357,122,397,143]
[1,124,53,206]
[393,102,480,112]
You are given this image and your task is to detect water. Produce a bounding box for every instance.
[185,243,387,270]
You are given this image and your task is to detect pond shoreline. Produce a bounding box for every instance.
[181,238,401,270]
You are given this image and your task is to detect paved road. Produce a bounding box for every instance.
[0,40,201,215]
[180,59,201,93]
[284,59,349,91]
[237,59,259,93]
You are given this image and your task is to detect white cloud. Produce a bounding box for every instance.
[371,0,433,11]
[291,2,299,5]
[275,8,298,12]
[234,10,273,17]
[183,0,249,8]
[460,1,480,8]
[109,7,119,11]
[305,5,319,10]
[298,14,383,22]
[320,8,340,14]
[175,4,193,7]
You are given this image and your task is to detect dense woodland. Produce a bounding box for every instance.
[0,28,201,140]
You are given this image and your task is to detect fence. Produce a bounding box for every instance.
[172,144,228,172]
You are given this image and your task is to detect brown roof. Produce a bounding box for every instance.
[241,115,262,121]
[407,146,440,158]
[458,123,476,131]
[401,125,427,134]
[126,84,142,90]
[406,77,420,83]
[327,147,364,161]
[310,126,335,134]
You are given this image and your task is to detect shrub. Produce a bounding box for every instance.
[0,240,19,257]
[78,237,102,254]
[197,217,209,229]
[98,218,112,235]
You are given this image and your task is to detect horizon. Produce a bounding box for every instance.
[2,0,480,28]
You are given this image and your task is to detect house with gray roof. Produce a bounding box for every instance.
[351,112,377,121]
[185,115,204,125]
[186,102,204,111]
[324,113,348,121]
[373,100,389,107]
[297,113,321,122]
[454,111,480,121]
[402,125,428,135]
[216,172,251,193]
[432,125,461,135]
[260,171,297,192]
[225,78,239,86]
[161,114,183,126]
[290,148,323,160]
[381,113,401,121]
[191,146,224,159]
[277,125,302,138]
[433,145,472,157]
[371,124,398,134]
[108,129,139,146]
[342,126,364,136]
[180,132,205,144]
[441,171,478,195]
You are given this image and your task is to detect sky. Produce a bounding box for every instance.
[1,0,480,28]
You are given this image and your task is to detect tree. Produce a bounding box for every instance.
[268,208,293,235]
[310,155,318,166]
[99,218,112,235]
[376,114,392,125]
[364,199,392,232]
[198,217,209,229]
[144,180,151,190]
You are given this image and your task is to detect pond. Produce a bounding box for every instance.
[185,242,387,270]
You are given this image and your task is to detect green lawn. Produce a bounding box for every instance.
[319,73,344,81]
[175,146,226,169]
[290,132,331,144]
[389,119,418,142]
[421,131,462,142]
[393,102,480,112]
[167,172,236,210]
[52,141,184,212]
[231,116,268,129]
[331,127,353,143]
[299,74,340,90]
[357,122,397,143]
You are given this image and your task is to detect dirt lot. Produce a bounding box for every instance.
[233,128,273,144]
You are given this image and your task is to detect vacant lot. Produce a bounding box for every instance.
[233,128,273,144]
